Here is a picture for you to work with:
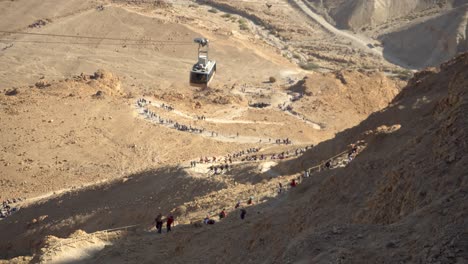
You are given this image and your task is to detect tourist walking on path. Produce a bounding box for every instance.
[155,213,163,234]
[219,209,227,220]
[240,208,247,220]
[290,179,297,187]
[166,215,174,232]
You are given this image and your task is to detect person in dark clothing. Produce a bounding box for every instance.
[278,182,283,193]
[219,209,227,219]
[240,208,247,220]
[325,160,331,169]
[166,215,174,232]
[155,213,163,233]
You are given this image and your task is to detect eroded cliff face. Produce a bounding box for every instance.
[380,7,467,68]
[306,0,467,67]
[310,0,456,30]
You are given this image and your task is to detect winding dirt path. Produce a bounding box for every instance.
[135,94,322,145]
[135,101,293,145]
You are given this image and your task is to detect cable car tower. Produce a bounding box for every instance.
[190,38,216,86]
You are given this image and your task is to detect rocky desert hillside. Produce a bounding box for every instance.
[0,0,467,263]
[306,0,468,67]
[380,5,467,68]
[9,50,464,264]
[308,0,458,30]
[87,51,468,264]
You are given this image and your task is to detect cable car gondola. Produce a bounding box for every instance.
[190,37,216,86]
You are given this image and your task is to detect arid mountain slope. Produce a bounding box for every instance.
[306,0,468,68]
[308,0,459,30]
[288,70,402,131]
[380,6,468,68]
[85,52,468,264]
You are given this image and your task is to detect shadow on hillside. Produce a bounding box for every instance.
[228,162,273,184]
[0,165,227,259]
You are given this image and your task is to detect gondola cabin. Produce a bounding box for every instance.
[190,38,216,86]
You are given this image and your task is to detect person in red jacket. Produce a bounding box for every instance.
[166,215,174,232]
[290,179,297,187]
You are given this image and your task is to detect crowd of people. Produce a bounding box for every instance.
[0,199,21,219]
[249,102,270,108]
[137,98,149,107]
[153,143,362,234]
[160,103,174,111]
[138,99,302,146]
[173,122,204,134]
[139,103,206,135]
[189,145,315,176]
[138,99,231,137]
[237,145,313,163]
[275,138,292,145]
[189,147,265,174]
[208,164,230,175]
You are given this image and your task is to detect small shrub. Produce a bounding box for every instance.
[239,24,249,30]
[221,13,231,18]
[293,53,301,59]
[208,8,218,13]
[238,19,248,30]
[269,76,277,83]
[300,62,320,71]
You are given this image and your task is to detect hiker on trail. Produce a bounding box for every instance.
[278,182,283,193]
[247,196,254,205]
[166,215,174,232]
[290,179,297,187]
[235,200,241,209]
[348,145,358,161]
[155,213,163,234]
[325,160,331,169]
[240,208,247,220]
[204,215,216,225]
[304,170,310,178]
[219,209,227,219]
